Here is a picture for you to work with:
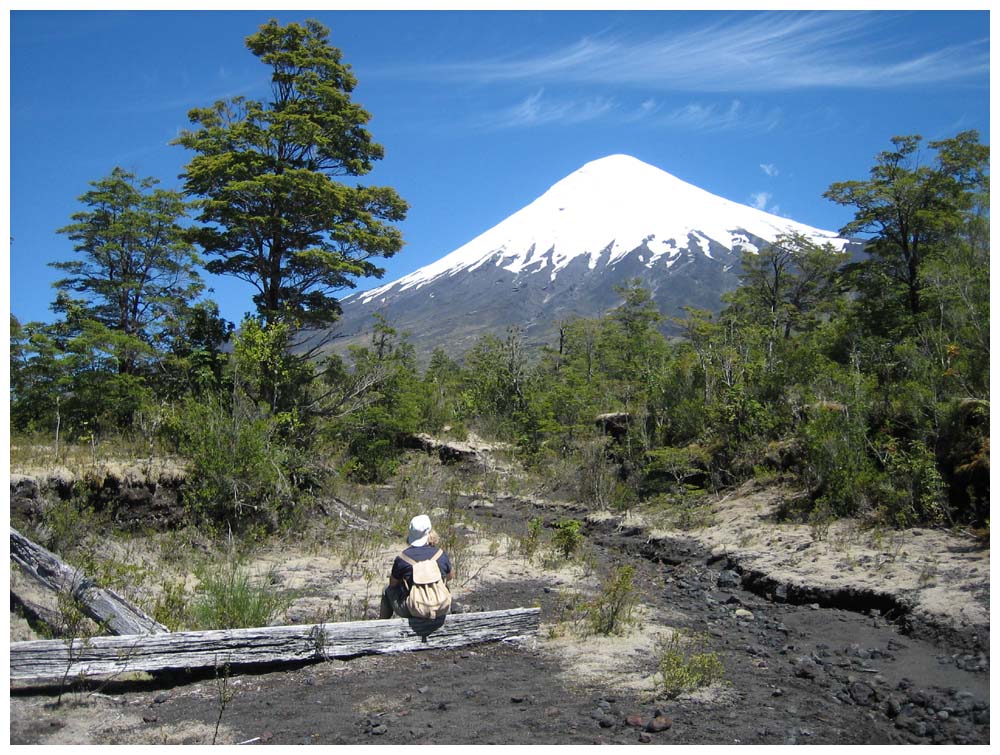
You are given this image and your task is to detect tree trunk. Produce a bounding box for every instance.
[9,527,168,637]
[9,608,541,685]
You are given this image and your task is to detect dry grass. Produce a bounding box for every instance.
[11,432,179,472]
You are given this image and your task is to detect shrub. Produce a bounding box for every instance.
[190,561,289,630]
[339,405,410,483]
[552,518,584,559]
[799,402,874,517]
[646,492,715,531]
[937,398,989,524]
[655,629,725,698]
[74,547,153,610]
[153,577,192,631]
[584,565,638,636]
[35,495,100,556]
[174,392,299,529]
[577,440,621,509]
[808,503,835,541]
[872,439,947,527]
[519,517,545,562]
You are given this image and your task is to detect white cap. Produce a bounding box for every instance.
[407,514,432,547]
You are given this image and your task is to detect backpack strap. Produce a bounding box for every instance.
[399,549,444,565]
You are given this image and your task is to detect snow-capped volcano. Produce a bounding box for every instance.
[328,154,852,356]
[356,154,846,304]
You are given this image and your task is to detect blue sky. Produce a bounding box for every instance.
[9,8,990,327]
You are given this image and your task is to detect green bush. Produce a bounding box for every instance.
[174,392,299,529]
[518,517,545,562]
[552,518,584,559]
[152,577,192,631]
[34,495,100,556]
[656,629,725,698]
[190,561,289,630]
[937,398,990,524]
[807,502,835,541]
[340,406,405,484]
[646,492,716,531]
[584,565,638,636]
[641,445,709,497]
[577,440,622,509]
[799,402,875,517]
[872,439,947,527]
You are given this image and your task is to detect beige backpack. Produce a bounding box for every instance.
[399,549,452,619]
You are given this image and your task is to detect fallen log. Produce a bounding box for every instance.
[10,527,168,637]
[9,608,541,685]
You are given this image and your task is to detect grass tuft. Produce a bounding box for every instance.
[190,562,290,630]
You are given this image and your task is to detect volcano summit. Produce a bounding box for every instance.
[327,154,851,356]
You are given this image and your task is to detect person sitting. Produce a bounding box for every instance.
[378,514,453,620]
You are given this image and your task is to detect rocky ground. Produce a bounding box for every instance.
[8,467,991,745]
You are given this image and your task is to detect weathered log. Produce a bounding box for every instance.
[9,527,168,636]
[9,608,541,684]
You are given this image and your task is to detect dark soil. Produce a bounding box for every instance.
[9,494,991,745]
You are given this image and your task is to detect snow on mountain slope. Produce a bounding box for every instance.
[354,154,846,305]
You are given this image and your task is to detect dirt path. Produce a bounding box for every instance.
[9,485,991,745]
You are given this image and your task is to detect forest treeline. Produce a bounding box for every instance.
[9,20,989,534]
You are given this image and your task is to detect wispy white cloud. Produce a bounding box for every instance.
[750,191,781,215]
[424,12,988,92]
[484,91,777,132]
[760,163,779,177]
[622,98,661,122]
[658,100,781,133]
[485,92,778,133]
[486,89,616,128]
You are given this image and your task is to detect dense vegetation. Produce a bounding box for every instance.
[10,20,989,537]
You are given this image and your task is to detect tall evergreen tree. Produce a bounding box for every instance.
[174,19,408,331]
[824,131,988,323]
[52,167,203,376]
